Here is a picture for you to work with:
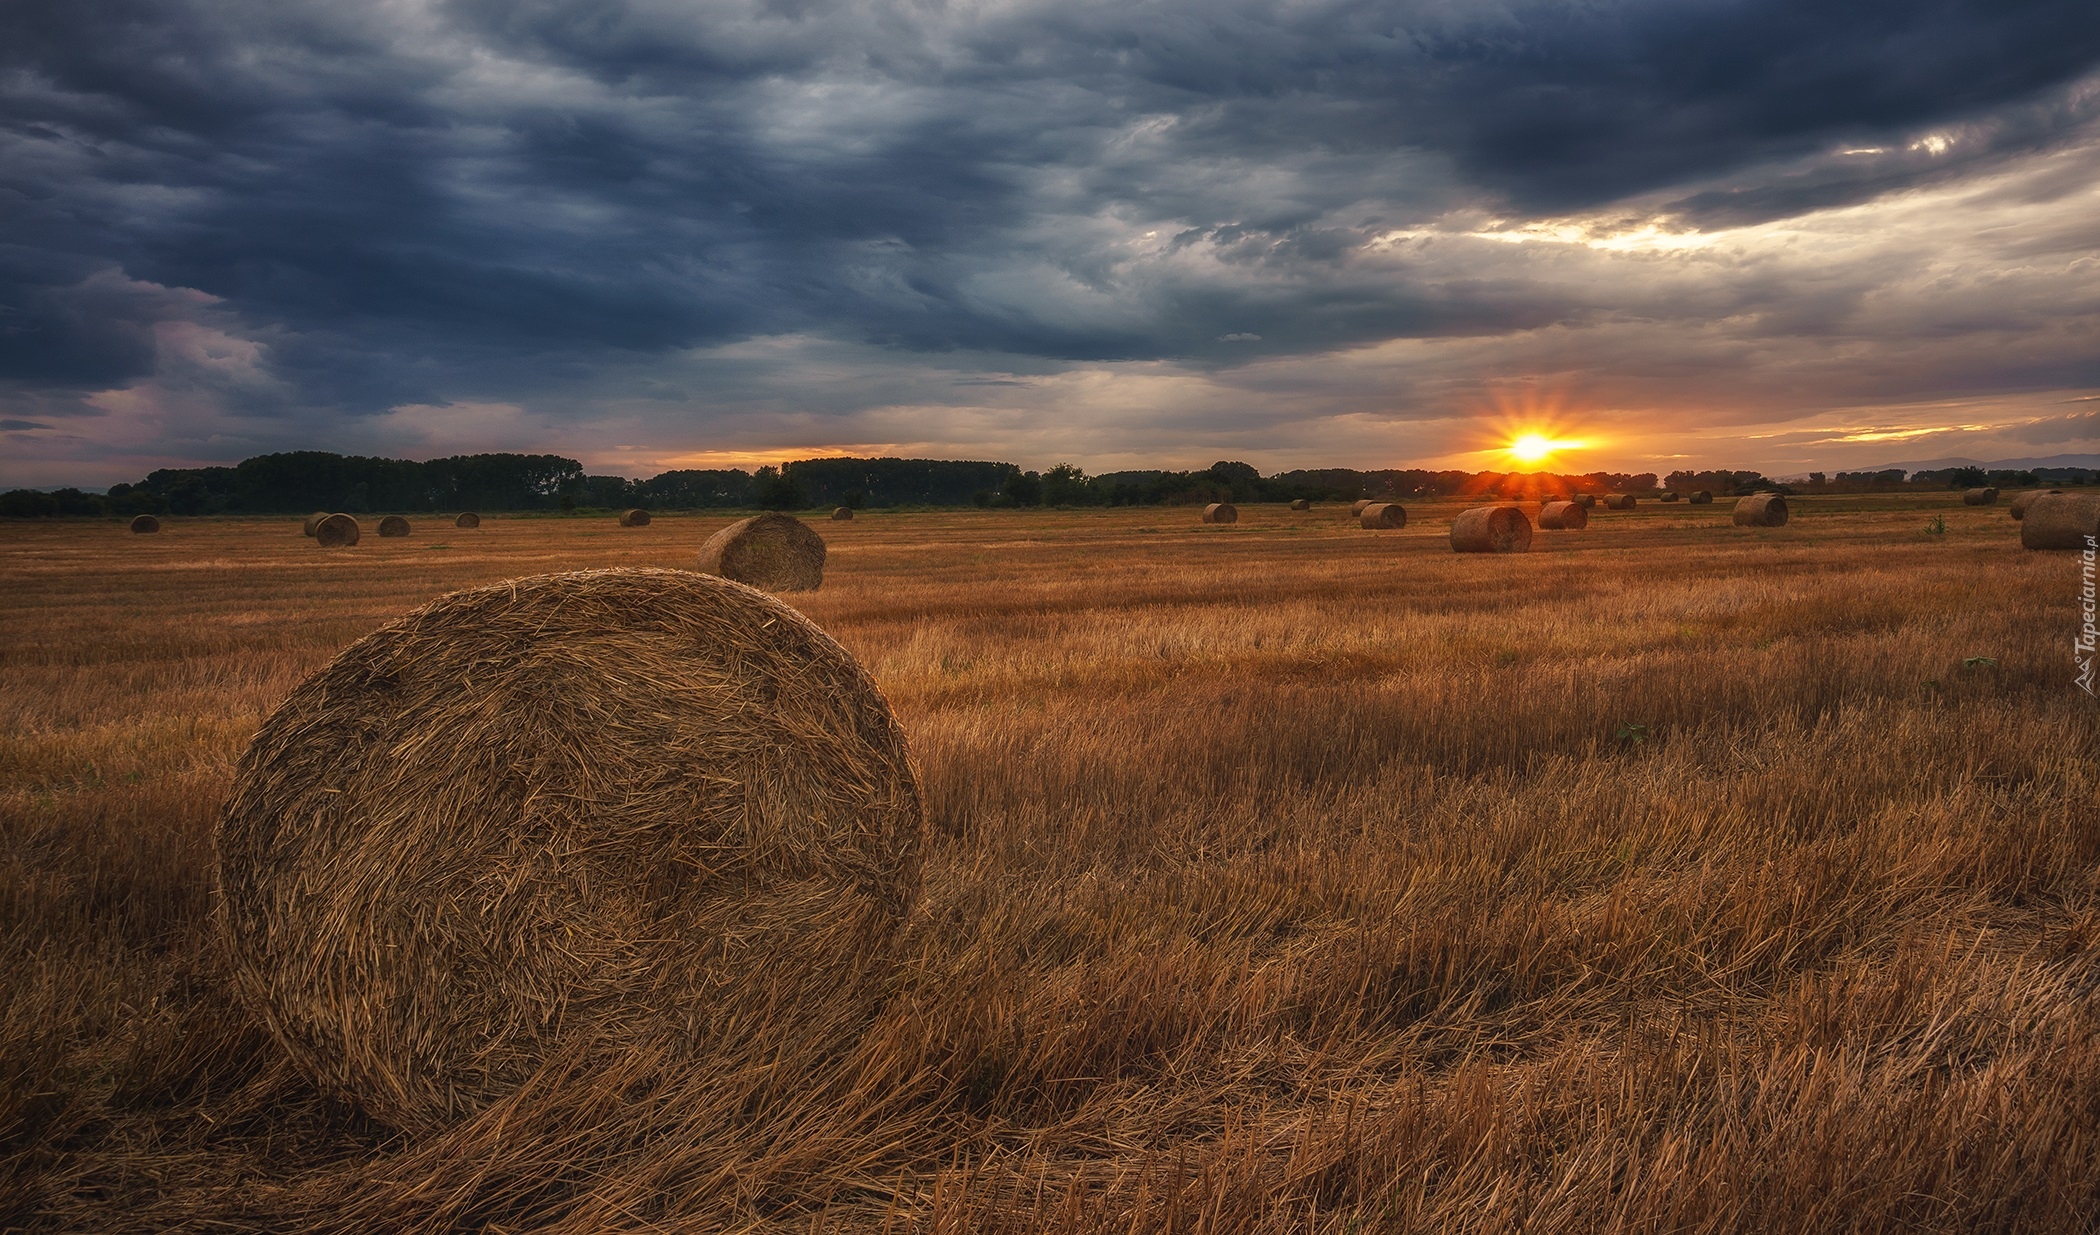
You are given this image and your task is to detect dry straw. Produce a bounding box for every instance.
[2009,490,2060,521]
[1659,491,1681,502]
[1575,494,1597,508]
[697,513,827,592]
[2019,492,2100,550]
[1538,500,1588,530]
[1351,499,1375,516]
[1961,488,2000,506]
[378,515,411,538]
[1450,504,1533,552]
[1605,494,1636,510]
[314,514,360,547]
[1358,502,1407,529]
[618,508,652,527]
[1202,502,1238,524]
[1733,494,1789,527]
[129,514,160,534]
[303,512,329,537]
[455,512,480,529]
[1290,498,1311,511]
[831,506,854,521]
[214,567,923,1133]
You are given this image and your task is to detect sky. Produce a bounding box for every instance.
[5,0,2100,487]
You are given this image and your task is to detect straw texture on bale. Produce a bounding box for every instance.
[618,508,652,527]
[1659,491,1680,502]
[1290,498,1311,510]
[378,515,411,538]
[129,514,160,533]
[303,512,329,537]
[214,568,923,1133]
[1351,499,1375,516]
[2019,492,2100,550]
[696,513,827,592]
[1202,502,1238,524]
[1574,494,1596,509]
[1733,494,1789,527]
[455,512,480,529]
[1690,491,1713,504]
[314,514,360,547]
[1358,502,1407,529]
[1538,500,1588,530]
[831,506,854,521]
[1605,494,1636,510]
[1962,488,2000,506]
[1450,504,1533,553]
[2009,490,2060,521]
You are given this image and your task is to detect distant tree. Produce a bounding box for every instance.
[752,466,805,510]
[1944,466,1988,488]
[1000,470,1043,506]
[1040,463,1099,506]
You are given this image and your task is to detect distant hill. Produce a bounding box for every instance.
[1857,452,2100,473]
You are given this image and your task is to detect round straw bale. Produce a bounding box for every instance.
[1202,502,1238,524]
[129,514,160,534]
[455,512,480,529]
[2019,492,2100,550]
[1732,494,1788,527]
[1290,498,1311,511]
[314,514,360,547]
[303,512,329,537]
[1604,494,1636,510]
[378,515,411,538]
[1689,490,1713,504]
[215,568,922,1132]
[1960,487,1999,506]
[1351,499,1375,516]
[831,506,854,521]
[697,513,827,592]
[1574,494,1596,509]
[618,508,652,527]
[1659,491,1680,502]
[2008,489,2060,520]
[1358,502,1407,529]
[1538,500,1588,530]
[1450,504,1532,553]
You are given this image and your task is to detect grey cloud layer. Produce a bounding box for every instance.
[3,0,2099,466]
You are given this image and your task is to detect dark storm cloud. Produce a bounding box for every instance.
[2,0,2098,458]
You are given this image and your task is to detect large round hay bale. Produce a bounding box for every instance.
[831,506,854,521]
[314,514,360,547]
[697,513,827,592]
[1689,491,1713,505]
[1351,499,1375,516]
[1961,487,1999,506]
[1290,498,1311,511]
[1538,500,1588,530]
[2009,490,2060,521]
[303,512,329,537]
[619,508,652,527]
[1733,494,1788,527]
[215,568,921,1132]
[1359,502,1407,529]
[2020,492,2100,550]
[1604,494,1636,511]
[1450,504,1533,553]
[129,514,160,534]
[378,515,411,538]
[1659,491,1680,503]
[1574,494,1596,509]
[1202,502,1238,524]
[455,512,480,529]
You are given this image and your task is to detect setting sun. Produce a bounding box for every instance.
[1506,431,1584,467]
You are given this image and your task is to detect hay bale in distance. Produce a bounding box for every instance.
[1659,491,1681,503]
[1450,504,1533,553]
[1690,491,1713,504]
[1961,487,1999,506]
[1358,502,1407,529]
[303,512,329,537]
[455,512,480,529]
[215,568,922,1132]
[1575,494,1597,509]
[1604,494,1636,511]
[1290,498,1311,511]
[2009,490,2061,521]
[129,514,160,534]
[1202,502,1238,524]
[831,506,854,521]
[378,515,411,538]
[619,508,652,527]
[2020,492,2100,550]
[314,514,360,547]
[1733,494,1788,527]
[1538,500,1588,530]
[1351,499,1375,516]
[697,513,827,592]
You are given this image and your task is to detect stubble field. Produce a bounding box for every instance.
[2,496,2095,1233]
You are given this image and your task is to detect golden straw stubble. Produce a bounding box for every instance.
[214,568,923,1132]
